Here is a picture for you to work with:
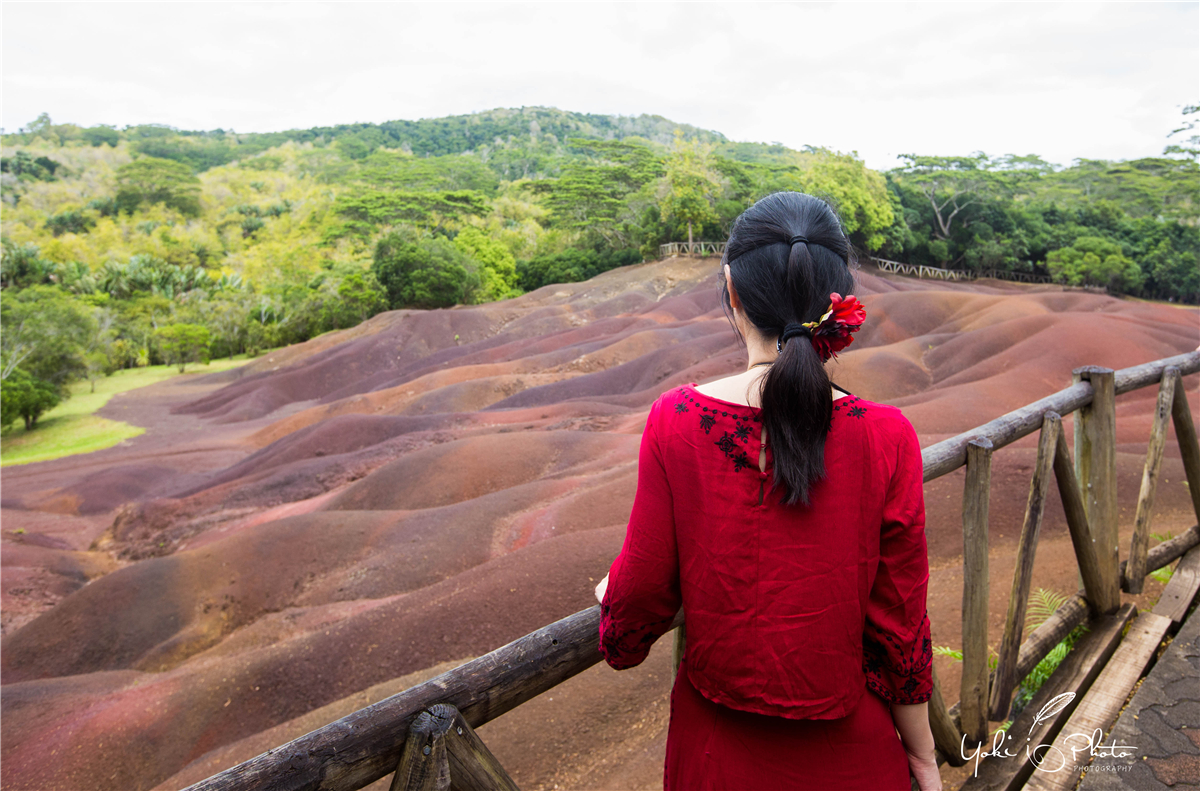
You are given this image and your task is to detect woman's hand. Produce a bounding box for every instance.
[905,746,942,791]
[891,702,942,790]
[594,573,609,604]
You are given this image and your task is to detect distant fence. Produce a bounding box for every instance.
[660,241,726,257]
[871,257,1054,285]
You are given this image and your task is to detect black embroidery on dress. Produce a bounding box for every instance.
[599,601,676,670]
[862,609,933,705]
[673,387,765,474]
[833,395,868,419]
[715,433,738,456]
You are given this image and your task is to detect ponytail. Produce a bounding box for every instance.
[760,326,833,505]
[719,192,856,507]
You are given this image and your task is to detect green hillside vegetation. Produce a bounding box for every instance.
[1,106,1197,437]
[1,357,250,466]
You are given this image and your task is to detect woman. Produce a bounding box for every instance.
[594,192,941,791]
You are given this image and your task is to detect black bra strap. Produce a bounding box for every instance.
[831,381,853,396]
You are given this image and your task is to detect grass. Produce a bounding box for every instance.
[1,357,251,467]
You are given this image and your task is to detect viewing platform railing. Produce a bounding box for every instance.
[871,257,1054,285]
[187,351,1200,791]
[659,241,726,257]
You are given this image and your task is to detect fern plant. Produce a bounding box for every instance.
[1025,588,1071,632]
[934,587,1087,718]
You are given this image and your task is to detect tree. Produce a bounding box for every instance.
[45,208,97,236]
[0,368,61,430]
[0,150,63,182]
[154,323,211,372]
[453,226,519,302]
[115,156,202,216]
[515,248,643,291]
[1164,103,1199,162]
[372,233,473,309]
[1,239,50,289]
[330,189,489,240]
[325,273,389,328]
[535,139,663,247]
[1046,236,1143,293]
[0,285,95,387]
[82,125,121,147]
[660,134,721,245]
[893,153,1003,241]
[794,149,896,251]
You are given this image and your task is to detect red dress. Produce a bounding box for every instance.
[598,384,932,791]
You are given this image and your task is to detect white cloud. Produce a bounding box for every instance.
[3,1,1196,170]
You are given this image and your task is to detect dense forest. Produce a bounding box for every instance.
[1,105,1197,431]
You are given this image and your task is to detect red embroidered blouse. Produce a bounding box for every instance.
[598,384,932,719]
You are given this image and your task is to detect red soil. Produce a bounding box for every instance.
[1,258,1197,791]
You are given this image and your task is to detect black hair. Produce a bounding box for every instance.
[718,192,856,506]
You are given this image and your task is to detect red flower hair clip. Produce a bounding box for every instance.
[801,293,866,362]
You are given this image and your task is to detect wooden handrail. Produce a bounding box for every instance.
[921,351,1200,482]
[187,352,1200,791]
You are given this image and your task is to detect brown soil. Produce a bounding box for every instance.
[1,257,1197,791]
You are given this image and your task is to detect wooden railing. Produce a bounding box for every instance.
[187,352,1200,791]
[872,258,1054,285]
[659,241,726,257]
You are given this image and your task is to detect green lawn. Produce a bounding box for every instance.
[1,357,251,467]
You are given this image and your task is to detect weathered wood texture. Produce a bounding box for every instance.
[1022,611,1173,791]
[929,665,966,767]
[1051,421,1108,609]
[989,414,1058,720]
[1119,524,1200,586]
[920,352,1199,483]
[671,624,686,682]
[961,438,994,746]
[441,706,520,791]
[1172,370,1200,524]
[1073,366,1120,613]
[1126,368,1178,593]
[186,606,684,791]
[390,708,452,791]
[958,604,1136,791]
[1150,543,1200,624]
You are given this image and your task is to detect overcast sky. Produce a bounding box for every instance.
[3,2,1197,170]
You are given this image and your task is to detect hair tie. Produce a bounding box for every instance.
[776,322,810,352]
[788,235,809,246]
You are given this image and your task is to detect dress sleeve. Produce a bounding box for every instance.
[863,415,934,704]
[598,397,681,670]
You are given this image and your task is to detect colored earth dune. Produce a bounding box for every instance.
[2,257,1197,791]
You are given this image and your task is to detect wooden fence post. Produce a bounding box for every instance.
[1126,368,1179,593]
[929,664,967,767]
[989,413,1059,720]
[961,437,993,747]
[392,709,453,791]
[672,624,686,682]
[1073,366,1120,612]
[391,704,519,791]
[1052,421,1109,610]
[1172,372,1200,525]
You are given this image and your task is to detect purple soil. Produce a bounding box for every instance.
[1,257,1197,791]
